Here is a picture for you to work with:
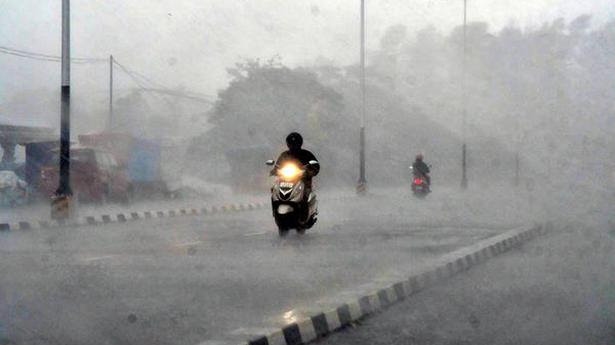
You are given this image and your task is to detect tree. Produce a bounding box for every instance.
[190,59,348,186]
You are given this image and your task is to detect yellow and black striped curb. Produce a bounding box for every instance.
[0,194,358,232]
[243,223,550,345]
[0,201,270,231]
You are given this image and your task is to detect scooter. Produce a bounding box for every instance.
[266,159,318,236]
[409,166,431,198]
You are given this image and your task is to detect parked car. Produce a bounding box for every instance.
[40,147,130,203]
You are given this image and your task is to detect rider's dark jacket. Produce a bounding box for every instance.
[412,160,430,177]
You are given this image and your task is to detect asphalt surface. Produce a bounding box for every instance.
[317,221,615,345]
[0,187,534,345]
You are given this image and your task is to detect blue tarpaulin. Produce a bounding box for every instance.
[128,139,161,183]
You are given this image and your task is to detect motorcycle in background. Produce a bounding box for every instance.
[409,165,431,198]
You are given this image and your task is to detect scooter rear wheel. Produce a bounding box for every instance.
[414,192,427,198]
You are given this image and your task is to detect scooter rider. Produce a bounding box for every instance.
[272,132,320,192]
[412,153,431,186]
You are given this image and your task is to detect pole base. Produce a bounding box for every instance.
[51,194,74,220]
[356,180,367,195]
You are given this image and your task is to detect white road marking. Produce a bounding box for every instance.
[244,231,268,237]
[196,341,235,345]
[175,241,204,247]
[244,231,268,236]
[230,327,279,336]
[81,255,118,262]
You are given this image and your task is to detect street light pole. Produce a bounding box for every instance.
[357,0,367,194]
[52,0,72,219]
[109,54,114,130]
[460,0,468,189]
[514,151,520,186]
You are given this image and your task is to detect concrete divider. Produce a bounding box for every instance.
[0,194,358,232]
[242,223,547,345]
[0,201,270,231]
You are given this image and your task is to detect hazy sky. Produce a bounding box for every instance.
[1,0,613,105]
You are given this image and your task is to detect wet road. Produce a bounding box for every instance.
[317,222,615,345]
[0,187,532,345]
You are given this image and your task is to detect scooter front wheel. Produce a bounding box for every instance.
[275,216,292,236]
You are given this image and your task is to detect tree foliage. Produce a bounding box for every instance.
[191,59,351,185]
[368,16,615,189]
[208,58,343,150]
[192,16,614,191]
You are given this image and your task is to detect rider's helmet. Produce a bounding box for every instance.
[286,132,303,151]
[416,153,424,161]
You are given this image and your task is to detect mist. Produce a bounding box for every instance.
[0,1,614,345]
[1,2,613,198]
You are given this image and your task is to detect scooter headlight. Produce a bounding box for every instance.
[279,163,303,180]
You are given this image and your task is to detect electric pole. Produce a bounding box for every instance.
[514,152,520,186]
[357,0,367,195]
[109,54,114,130]
[52,0,72,219]
[460,0,468,189]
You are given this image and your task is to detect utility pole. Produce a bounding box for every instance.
[357,0,367,195]
[514,152,520,186]
[108,54,114,130]
[52,0,72,219]
[460,0,468,189]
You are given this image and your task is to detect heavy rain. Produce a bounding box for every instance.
[0,1,613,345]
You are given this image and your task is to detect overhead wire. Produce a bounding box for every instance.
[111,59,151,91]
[1,44,214,104]
[0,48,61,62]
[113,58,214,104]
[0,45,106,63]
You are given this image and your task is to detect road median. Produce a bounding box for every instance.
[0,193,356,232]
[0,200,269,231]
[244,223,549,345]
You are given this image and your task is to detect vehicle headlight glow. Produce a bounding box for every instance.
[279,163,302,179]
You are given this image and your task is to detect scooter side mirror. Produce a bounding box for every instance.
[265,160,275,166]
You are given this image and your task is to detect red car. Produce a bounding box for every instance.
[40,147,130,203]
